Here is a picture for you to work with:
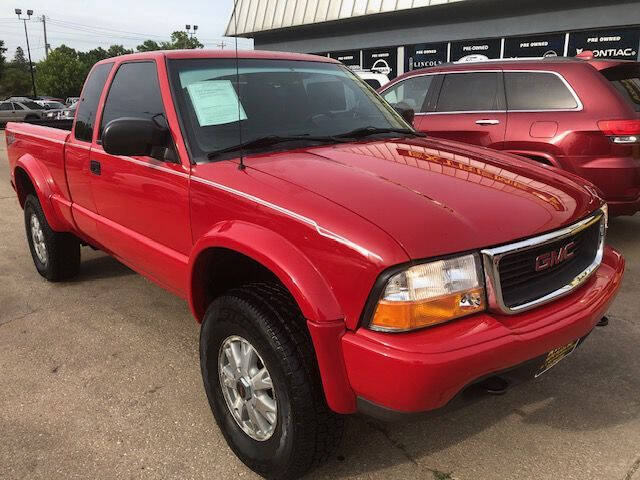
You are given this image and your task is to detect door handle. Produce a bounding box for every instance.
[90,159,101,175]
[476,119,501,125]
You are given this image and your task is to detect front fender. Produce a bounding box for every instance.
[188,221,343,323]
[15,155,69,232]
[189,221,357,413]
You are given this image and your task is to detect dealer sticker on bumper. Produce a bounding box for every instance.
[535,339,580,378]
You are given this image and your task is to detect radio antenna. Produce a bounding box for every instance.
[232,0,245,170]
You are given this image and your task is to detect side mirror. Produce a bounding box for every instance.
[102,117,168,157]
[392,102,415,125]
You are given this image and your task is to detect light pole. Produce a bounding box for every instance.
[185,24,198,38]
[15,8,37,97]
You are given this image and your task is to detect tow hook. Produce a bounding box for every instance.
[597,316,609,327]
[478,376,509,395]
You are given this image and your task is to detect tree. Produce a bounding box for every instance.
[36,45,87,99]
[0,40,6,82]
[137,31,203,52]
[137,39,163,52]
[106,45,133,57]
[165,31,204,50]
[13,46,28,69]
[0,46,33,98]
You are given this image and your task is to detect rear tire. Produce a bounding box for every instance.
[200,282,344,479]
[24,194,80,281]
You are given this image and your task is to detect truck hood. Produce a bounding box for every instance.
[244,137,600,260]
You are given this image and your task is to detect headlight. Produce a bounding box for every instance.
[370,253,486,332]
[601,203,608,231]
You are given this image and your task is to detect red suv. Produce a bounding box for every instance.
[379,57,640,215]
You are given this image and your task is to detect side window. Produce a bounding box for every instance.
[505,72,579,111]
[436,72,504,112]
[382,76,433,112]
[99,61,165,138]
[0,103,13,111]
[13,103,24,110]
[75,63,113,142]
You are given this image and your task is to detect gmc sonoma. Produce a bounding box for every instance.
[6,50,624,479]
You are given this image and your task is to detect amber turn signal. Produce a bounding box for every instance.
[371,287,486,331]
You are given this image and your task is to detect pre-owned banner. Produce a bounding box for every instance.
[405,42,448,71]
[362,47,398,79]
[503,33,566,58]
[568,27,640,60]
[328,50,362,69]
[450,38,501,62]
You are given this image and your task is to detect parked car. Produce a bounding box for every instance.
[379,56,640,216]
[0,100,44,126]
[36,100,66,110]
[41,101,77,120]
[65,96,79,106]
[6,50,624,479]
[355,70,390,89]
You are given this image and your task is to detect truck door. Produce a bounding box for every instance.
[89,60,191,296]
[420,71,507,149]
[65,62,113,241]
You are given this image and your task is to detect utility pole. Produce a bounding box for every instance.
[40,15,49,58]
[15,8,37,97]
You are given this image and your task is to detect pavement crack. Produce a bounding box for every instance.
[0,308,40,327]
[624,455,640,480]
[366,420,419,465]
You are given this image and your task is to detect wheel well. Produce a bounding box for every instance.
[191,248,285,322]
[14,167,37,208]
[518,153,553,166]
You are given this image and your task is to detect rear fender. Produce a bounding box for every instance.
[14,154,68,231]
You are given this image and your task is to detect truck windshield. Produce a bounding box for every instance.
[601,64,640,112]
[167,58,410,162]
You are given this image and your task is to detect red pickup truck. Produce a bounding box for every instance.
[6,50,624,479]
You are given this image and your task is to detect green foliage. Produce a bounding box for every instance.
[0,47,34,98]
[34,43,133,98]
[0,40,7,81]
[35,45,87,99]
[137,31,203,52]
[2,29,202,98]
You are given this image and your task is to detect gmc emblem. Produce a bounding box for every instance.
[535,241,576,272]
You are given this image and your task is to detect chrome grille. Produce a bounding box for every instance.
[481,208,606,314]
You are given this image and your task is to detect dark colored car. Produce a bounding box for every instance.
[379,57,640,215]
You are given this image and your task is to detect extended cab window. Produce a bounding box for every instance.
[436,72,504,112]
[100,61,166,138]
[505,72,578,111]
[382,75,434,112]
[75,63,113,142]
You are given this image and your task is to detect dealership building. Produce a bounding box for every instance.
[226,0,640,79]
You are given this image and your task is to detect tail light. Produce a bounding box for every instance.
[598,120,640,144]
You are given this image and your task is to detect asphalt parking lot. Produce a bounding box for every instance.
[0,129,639,480]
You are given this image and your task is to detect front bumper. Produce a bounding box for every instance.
[340,246,624,414]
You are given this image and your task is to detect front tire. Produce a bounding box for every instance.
[200,283,344,479]
[24,194,81,281]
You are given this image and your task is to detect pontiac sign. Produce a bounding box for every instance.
[568,28,640,60]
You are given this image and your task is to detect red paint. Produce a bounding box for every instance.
[380,58,640,216]
[5,50,624,415]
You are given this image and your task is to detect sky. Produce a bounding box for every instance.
[0,0,253,62]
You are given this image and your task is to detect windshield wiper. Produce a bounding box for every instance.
[333,126,426,139]
[207,134,347,159]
